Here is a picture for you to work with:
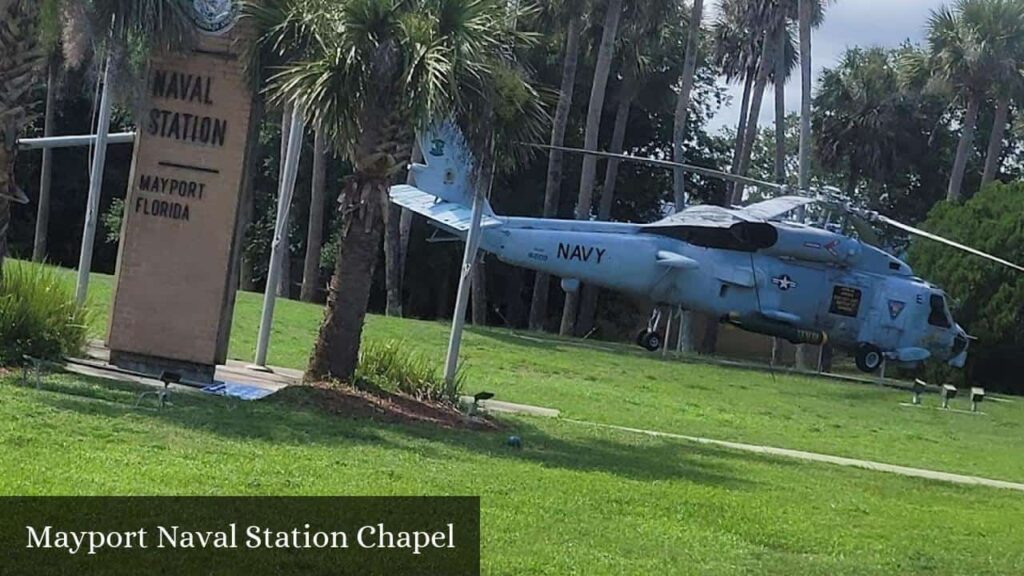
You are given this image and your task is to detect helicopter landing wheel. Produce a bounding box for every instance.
[636,330,663,352]
[855,343,884,373]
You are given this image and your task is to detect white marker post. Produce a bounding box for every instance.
[444,187,486,385]
[252,107,306,370]
[75,57,114,305]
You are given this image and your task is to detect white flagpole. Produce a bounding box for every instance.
[253,107,306,369]
[75,56,114,305]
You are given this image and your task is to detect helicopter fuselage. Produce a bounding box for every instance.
[479,215,968,371]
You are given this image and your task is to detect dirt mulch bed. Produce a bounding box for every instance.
[271,382,500,431]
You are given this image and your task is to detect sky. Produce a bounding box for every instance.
[707,0,949,134]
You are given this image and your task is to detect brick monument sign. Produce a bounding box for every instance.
[108,0,256,382]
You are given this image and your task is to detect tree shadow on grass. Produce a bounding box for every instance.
[11,373,799,490]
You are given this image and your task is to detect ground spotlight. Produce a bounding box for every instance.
[970,387,985,412]
[912,379,927,405]
[468,391,494,416]
[941,384,958,409]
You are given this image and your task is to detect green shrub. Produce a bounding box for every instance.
[908,182,1024,392]
[0,261,91,365]
[355,340,463,404]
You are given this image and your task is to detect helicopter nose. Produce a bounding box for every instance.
[949,325,969,368]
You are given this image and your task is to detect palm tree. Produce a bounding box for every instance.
[672,0,704,211]
[559,0,625,337]
[814,49,901,196]
[797,0,814,191]
[577,0,688,336]
[260,0,542,381]
[794,0,826,370]
[712,0,761,194]
[528,1,585,332]
[921,0,1006,202]
[32,50,61,263]
[0,0,47,271]
[772,18,789,185]
[733,0,817,205]
[976,0,1024,188]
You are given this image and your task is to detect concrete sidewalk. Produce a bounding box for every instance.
[565,419,1024,493]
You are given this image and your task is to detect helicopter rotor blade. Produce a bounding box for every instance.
[873,214,1024,273]
[846,212,883,247]
[528,142,1024,273]
[528,143,791,197]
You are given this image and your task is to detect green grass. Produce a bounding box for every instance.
[80,270,1024,483]
[3,266,1022,574]
[3,374,1024,575]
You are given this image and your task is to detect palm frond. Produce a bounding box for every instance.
[261,0,548,171]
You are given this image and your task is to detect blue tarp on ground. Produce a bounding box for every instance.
[201,382,275,401]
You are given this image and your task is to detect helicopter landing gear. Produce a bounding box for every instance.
[855,343,884,373]
[636,308,664,352]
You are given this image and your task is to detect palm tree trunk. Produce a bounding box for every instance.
[277,105,294,298]
[305,179,385,381]
[798,0,813,190]
[529,14,583,332]
[672,0,705,211]
[32,59,58,262]
[773,25,786,185]
[981,95,1010,189]
[560,0,624,337]
[947,94,981,202]
[729,69,755,201]
[795,0,815,371]
[733,36,773,204]
[305,90,413,382]
[383,196,403,316]
[577,61,637,336]
[301,127,328,302]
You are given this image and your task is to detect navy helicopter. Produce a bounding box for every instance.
[391,124,1024,373]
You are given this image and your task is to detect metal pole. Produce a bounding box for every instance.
[18,133,135,151]
[444,187,486,385]
[662,306,672,357]
[75,57,114,305]
[676,306,684,353]
[252,108,306,369]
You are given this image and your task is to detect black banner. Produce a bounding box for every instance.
[0,497,479,575]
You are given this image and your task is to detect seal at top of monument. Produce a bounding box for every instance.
[191,0,240,35]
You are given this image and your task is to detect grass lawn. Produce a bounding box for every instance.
[80,269,1024,483]
[1,267,1020,574]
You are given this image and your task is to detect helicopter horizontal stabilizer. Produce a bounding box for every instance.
[390,184,502,234]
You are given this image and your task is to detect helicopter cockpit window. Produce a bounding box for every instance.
[928,294,951,328]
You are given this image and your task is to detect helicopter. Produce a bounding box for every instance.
[390,123,1024,373]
